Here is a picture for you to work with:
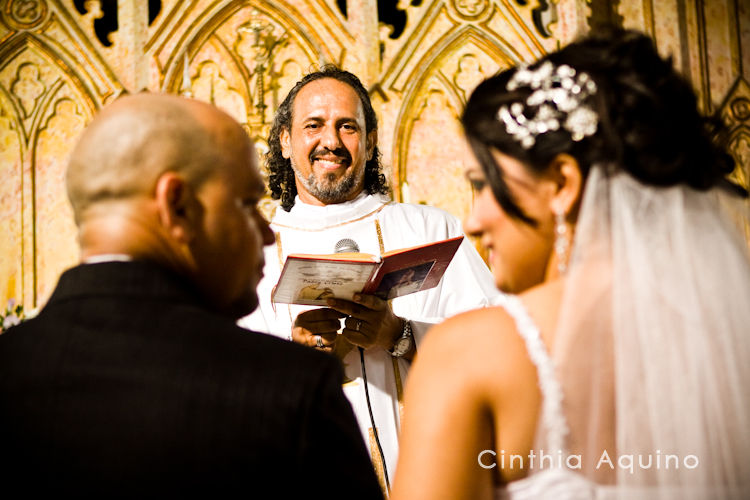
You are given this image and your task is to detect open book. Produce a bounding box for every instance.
[272,236,464,305]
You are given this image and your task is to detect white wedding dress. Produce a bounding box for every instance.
[493,165,750,500]
[493,293,606,500]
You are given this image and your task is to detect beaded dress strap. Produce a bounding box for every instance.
[492,294,569,454]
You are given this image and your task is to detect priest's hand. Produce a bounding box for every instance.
[292,308,351,357]
[326,294,405,355]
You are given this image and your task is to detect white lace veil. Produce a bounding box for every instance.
[551,164,750,498]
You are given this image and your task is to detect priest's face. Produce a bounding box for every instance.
[280,78,377,206]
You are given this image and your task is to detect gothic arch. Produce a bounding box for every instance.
[392,25,517,219]
[3,31,115,105]
[159,1,336,133]
[0,30,97,306]
[0,32,98,139]
[161,1,334,94]
[0,85,25,304]
[0,84,24,153]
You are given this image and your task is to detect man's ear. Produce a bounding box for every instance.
[547,153,583,219]
[280,127,291,159]
[154,172,197,243]
[366,129,377,161]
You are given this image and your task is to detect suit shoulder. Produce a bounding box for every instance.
[237,325,338,369]
[149,304,341,379]
[230,321,342,379]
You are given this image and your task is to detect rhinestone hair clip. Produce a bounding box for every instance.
[497,61,598,149]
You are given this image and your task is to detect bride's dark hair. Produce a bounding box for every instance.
[462,28,745,225]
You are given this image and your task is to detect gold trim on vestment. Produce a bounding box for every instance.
[369,427,389,496]
[273,205,405,493]
[377,218,405,426]
[271,202,391,231]
[275,232,283,266]
[273,232,295,335]
[392,357,405,426]
[375,219,385,254]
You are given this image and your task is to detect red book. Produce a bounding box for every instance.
[272,236,464,305]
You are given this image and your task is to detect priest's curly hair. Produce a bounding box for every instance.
[266,65,389,211]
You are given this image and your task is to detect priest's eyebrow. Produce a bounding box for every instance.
[302,115,360,129]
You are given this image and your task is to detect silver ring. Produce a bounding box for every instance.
[315,335,324,348]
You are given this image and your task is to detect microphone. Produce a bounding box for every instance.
[334,238,360,253]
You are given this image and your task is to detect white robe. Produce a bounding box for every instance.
[239,192,499,487]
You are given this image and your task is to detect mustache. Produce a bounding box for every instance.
[309,147,352,165]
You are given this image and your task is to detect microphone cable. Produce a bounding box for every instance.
[359,346,390,491]
[333,238,390,490]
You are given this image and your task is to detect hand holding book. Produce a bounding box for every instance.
[272,236,464,305]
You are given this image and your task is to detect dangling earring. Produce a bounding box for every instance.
[554,208,569,275]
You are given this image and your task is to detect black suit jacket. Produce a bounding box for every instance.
[0,261,382,498]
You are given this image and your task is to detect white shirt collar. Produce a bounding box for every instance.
[81,254,134,265]
[272,191,391,230]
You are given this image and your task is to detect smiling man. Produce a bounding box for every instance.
[282,77,372,204]
[239,66,499,488]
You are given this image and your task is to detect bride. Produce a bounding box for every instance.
[391,29,750,499]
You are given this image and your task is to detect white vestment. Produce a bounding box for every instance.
[239,192,499,486]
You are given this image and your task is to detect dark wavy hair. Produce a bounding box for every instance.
[266,65,388,211]
[462,28,745,226]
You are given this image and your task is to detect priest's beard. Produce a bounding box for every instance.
[292,161,365,204]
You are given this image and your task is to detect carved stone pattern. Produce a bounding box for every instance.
[453,53,485,100]
[182,7,311,139]
[454,0,489,18]
[532,0,558,38]
[0,101,23,305]
[272,59,304,105]
[191,60,247,126]
[393,34,503,243]
[35,96,86,304]
[11,62,45,118]
[730,134,750,183]
[42,97,85,133]
[2,0,746,307]
[406,85,471,220]
[5,0,47,29]
[730,97,750,122]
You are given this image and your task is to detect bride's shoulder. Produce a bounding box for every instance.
[416,288,559,396]
[425,280,562,351]
[425,302,519,353]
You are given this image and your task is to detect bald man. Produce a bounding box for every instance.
[0,94,382,498]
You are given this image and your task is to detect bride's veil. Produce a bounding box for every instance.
[550,164,750,498]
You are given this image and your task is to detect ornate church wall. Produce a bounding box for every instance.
[1,0,748,311]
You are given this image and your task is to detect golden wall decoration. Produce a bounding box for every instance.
[1,0,748,309]
[722,78,750,187]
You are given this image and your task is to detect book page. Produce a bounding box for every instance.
[272,259,377,305]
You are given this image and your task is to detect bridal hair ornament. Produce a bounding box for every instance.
[497,61,598,149]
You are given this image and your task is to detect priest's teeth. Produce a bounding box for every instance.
[315,159,343,168]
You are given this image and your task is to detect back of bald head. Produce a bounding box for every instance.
[66,93,239,224]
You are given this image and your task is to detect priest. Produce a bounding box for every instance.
[239,66,499,488]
